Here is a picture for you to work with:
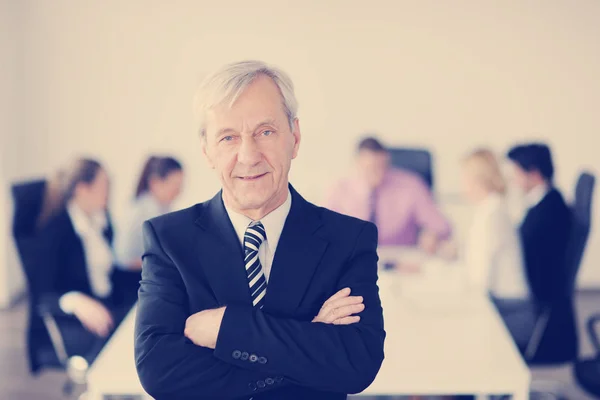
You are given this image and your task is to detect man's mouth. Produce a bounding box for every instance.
[238,172,268,181]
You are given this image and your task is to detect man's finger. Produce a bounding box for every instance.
[325,296,363,311]
[333,316,361,325]
[324,303,364,322]
[318,296,363,321]
[322,288,351,307]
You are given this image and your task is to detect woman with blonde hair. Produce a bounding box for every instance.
[460,148,534,353]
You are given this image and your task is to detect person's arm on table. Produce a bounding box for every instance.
[411,178,452,253]
[134,221,285,400]
[208,223,385,394]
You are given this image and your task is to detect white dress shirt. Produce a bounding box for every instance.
[464,193,529,299]
[114,193,170,268]
[60,202,114,313]
[525,183,550,209]
[224,190,292,282]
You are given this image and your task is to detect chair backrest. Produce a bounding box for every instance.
[565,171,595,294]
[11,180,46,238]
[387,148,433,189]
[11,180,49,304]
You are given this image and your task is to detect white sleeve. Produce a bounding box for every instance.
[465,214,499,293]
[59,291,83,314]
[114,208,145,267]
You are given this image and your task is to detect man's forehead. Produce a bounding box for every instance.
[206,109,283,132]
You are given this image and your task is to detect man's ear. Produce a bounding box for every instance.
[291,118,301,159]
[202,140,215,169]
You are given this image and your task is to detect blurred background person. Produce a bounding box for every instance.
[324,136,451,253]
[34,158,126,365]
[458,149,534,353]
[506,143,578,360]
[113,156,184,307]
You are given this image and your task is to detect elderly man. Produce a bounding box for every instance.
[134,61,385,400]
[324,137,451,253]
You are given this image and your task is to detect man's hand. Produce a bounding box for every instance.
[437,240,458,261]
[184,307,226,349]
[312,288,364,325]
[394,261,422,273]
[418,230,440,254]
[72,294,114,338]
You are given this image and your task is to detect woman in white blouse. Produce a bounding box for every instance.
[460,149,535,352]
[34,158,125,365]
[112,156,184,304]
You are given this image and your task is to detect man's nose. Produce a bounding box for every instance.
[237,137,262,166]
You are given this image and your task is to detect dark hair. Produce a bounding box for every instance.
[37,158,103,228]
[135,156,183,198]
[358,136,387,153]
[507,143,554,182]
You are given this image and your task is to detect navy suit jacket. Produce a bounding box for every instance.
[134,186,385,399]
[519,188,578,362]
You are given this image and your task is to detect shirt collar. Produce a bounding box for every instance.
[225,189,292,249]
[525,183,550,208]
[67,201,107,236]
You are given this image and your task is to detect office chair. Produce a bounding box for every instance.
[11,180,89,396]
[525,172,595,399]
[573,314,600,397]
[387,148,434,190]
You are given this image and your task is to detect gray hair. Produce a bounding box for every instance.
[194,60,299,138]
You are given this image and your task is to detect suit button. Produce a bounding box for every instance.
[258,356,267,364]
[241,351,249,361]
[249,354,258,362]
[265,378,274,385]
[248,382,257,391]
[232,350,242,359]
[257,380,266,389]
[275,376,283,383]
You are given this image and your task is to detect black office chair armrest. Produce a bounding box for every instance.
[35,295,73,366]
[588,313,600,355]
[36,293,70,317]
[525,307,552,361]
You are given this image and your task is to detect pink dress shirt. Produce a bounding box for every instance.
[324,168,452,246]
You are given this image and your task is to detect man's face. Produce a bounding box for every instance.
[203,76,301,214]
[509,162,534,193]
[357,149,389,189]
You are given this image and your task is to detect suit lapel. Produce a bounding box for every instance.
[194,192,252,305]
[264,187,328,314]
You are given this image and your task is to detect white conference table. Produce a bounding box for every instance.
[86,246,529,400]
[361,247,530,399]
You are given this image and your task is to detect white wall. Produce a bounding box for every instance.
[6,0,600,293]
[0,0,26,307]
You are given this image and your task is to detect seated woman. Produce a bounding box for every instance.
[35,158,127,364]
[113,156,184,306]
[460,149,535,352]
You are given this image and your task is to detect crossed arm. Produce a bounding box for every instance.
[135,221,385,399]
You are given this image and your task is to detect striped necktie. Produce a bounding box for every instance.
[244,221,268,308]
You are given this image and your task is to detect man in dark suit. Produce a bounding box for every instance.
[507,143,577,362]
[134,61,385,399]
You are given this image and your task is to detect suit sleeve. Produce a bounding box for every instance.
[213,222,385,394]
[134,221,287,399]
[31,224,70,315]
[520,209,570,303]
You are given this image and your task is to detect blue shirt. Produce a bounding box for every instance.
[114,193,170,268]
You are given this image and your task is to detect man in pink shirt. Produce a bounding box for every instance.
[324,137,452,252]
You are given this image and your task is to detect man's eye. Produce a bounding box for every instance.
[221,136,234,142]
[262,130,273,137]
